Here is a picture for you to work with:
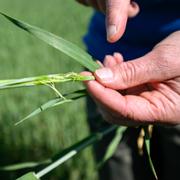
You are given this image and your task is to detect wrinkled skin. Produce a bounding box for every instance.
[83,31,180,126]
[76,0,139,42]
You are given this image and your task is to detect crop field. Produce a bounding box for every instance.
[0,0,98,179]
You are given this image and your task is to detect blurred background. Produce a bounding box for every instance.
[0,0,98,179]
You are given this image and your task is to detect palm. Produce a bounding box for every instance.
[121,79,179,124]
[96,79,179,126]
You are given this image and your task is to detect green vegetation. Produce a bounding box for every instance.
[0,1,156,180]
[0,0,98,179]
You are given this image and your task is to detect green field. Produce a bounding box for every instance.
[0,0,98,179]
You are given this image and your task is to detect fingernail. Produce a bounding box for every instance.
[95,68,113,81]
[107,25,117,39]
[104,55,112,61]
[113,52,119,56]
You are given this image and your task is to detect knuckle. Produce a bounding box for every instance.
[152,46,176,78]
[116,62,136,89]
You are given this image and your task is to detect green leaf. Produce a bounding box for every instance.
[35,125,118,179]
[145,139,158,180]
[16,172,39,180]
[15,89,87,125]
[98,126,127,168]
[0,12,100,72]
[0,160,51,171]
[12,125,117,179]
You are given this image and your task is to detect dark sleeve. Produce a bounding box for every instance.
[136,0,180,10]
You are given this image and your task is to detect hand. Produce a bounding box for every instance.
[76,0,139,42]
[83,31,180,126]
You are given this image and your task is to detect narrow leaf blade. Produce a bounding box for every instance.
[145,139,158,180]
[0,160,51,171]
[17,172,39,180]
[98,126,127,167]
[0,12,100,72]
[15,89,87,125]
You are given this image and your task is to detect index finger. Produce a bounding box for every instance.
[106,0,130,42]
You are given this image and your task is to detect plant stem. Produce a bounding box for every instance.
[36,125,118,178]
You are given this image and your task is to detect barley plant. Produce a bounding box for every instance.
[0,1,157,179]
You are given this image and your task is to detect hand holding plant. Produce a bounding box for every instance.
[84,31,180,125]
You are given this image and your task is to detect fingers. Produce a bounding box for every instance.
[94,51,171,90]
[98,32,180,90]
[128,1,140,17]
[106,0,140,43]
[104,55,117,67]
[106,0,130,43]
[80,71,93,77]
[96,60,104,67]
[114,52,124,63]
[82,68,179,125]
[96,102,137,126]
[77,0,139,43]
[84,79,155,123]
[104,53,123,67]
[81,31,180,125]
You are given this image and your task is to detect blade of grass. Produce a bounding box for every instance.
[98,126,127,168]
[17,125,118,179]
[145,139,158,180]
[17,172,39,180]
[0,160,51,171]
[35,125,118,179]
[0,12,100,72]
[15,89,87,126]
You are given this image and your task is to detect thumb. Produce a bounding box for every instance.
[94,52,167,90]
[106,0,140,43]
[106,0,130,43]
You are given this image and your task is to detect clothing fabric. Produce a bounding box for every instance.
[84,10,180,61]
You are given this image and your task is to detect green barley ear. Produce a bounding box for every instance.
[0,12,100,72]
[0,73,94,90]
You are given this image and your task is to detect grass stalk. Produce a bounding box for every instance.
[35,125,118,178]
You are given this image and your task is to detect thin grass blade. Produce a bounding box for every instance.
[0,160,51,171]
[0,12,100,72]
[145,139,158,180]
[17,172,39,180]
[36,125,118,179]
[15,89,87,125]
[98,126,127,168]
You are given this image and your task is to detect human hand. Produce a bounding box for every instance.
[83,31,180,126]
[76,0,139,42]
